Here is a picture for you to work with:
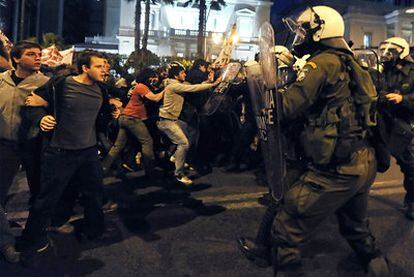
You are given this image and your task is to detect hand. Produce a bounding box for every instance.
[109,97,123,109]
[111,108,121,119]
[213,76,223,86]
[208,71,215,82]
[385,93,403,104]
[40,115,56,132]
[127,87,135,98]
[25,92,48,107]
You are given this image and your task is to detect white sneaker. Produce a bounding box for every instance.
[47,223,75,234]
[176,175,193,186]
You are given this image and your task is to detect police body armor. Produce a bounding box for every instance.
[301,50,377,165]
[378,61,414,157]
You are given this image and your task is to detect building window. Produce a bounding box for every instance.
[363,33,373,47]
[402,22,413,43]
[387,23,395,38]
[235,8,255,38]
[237,17,254,38]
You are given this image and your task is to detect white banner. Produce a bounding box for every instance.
[41,45,74,67]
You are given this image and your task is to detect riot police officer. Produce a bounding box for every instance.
[241,6,390,276]
[377,37,414,220]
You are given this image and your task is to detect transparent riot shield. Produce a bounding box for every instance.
[245,61,266,134]
[256,22,286,201]
[353,48,381,89]
[201,62,242,116]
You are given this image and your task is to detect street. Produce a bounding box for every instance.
[0,160,413,277]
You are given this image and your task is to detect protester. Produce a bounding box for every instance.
[0,41,11,72]
[179,59,212,171]
[103,68,164,179]
[0,41,49,263]
[20,50,115,263]
[157,64,221,185]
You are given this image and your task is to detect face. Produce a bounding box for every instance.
[379,44,401,65]
[83,56,106,82]
[199,65,207,73]
[175,70,186,82]
[14,48,42,72]
[104,60,110,75]
[149,75,159,86]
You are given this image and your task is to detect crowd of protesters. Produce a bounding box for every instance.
[0,40,260,265]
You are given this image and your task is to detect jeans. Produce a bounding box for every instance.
[0,204,14,248]
[103,115,155,176]
[157,119,189,176]
[21,146,104,250]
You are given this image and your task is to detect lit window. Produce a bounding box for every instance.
[237,17,253,38]
[363,33,372,48]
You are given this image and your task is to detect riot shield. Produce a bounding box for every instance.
[252,22,286,201]
[353,48,381,89]
[201,62,242,116]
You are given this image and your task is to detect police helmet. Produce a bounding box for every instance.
[379,37,410,62]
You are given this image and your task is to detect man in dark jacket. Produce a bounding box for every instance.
[179,59,212,171]
[20,51,113,261]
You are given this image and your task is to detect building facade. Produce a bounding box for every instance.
[86,0,273,60]
[271,0,414,49]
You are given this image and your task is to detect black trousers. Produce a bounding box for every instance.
[395,138,414,203]
[0,138,42,207]
[22,146,104,250]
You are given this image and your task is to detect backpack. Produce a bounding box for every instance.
[336,51,378,128]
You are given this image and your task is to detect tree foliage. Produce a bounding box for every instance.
[183,0,226,58]
[126,48,160,72]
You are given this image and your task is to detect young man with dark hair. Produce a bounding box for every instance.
[20,50,114,262]
[0,41,49,263]
[157,64,220,185]
[9,41,42,68]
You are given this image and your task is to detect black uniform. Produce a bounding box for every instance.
[379,59,414,216]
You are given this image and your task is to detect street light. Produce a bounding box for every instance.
[231,33,239,44]
[212,33,223,45]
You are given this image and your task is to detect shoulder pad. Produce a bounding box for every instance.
[305,61,317,69]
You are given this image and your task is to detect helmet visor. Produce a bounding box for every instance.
[283,17,307,46]
[379,42,402,63]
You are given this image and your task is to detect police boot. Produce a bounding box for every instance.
[366,256,392,277]
[271,247,304,277]
[237,237,270,267]
[404,202,414,220]
[350,237,392,277]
